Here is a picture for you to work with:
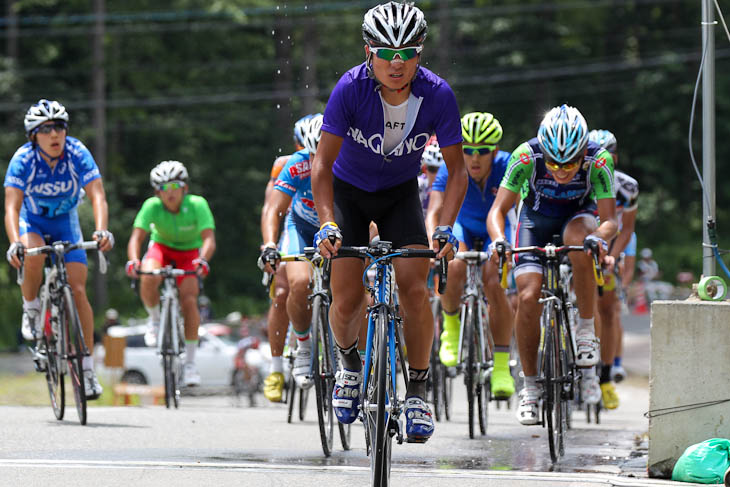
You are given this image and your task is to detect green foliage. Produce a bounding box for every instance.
[0,0,728,348]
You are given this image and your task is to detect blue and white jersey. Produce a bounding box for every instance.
[273,149,319,229]
[4,137,101,219]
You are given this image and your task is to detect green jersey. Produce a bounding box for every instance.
[133,194,215,250]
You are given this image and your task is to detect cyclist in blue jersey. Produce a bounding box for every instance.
[487,105,617,426]
[260,114,323,393]
[4,99,114,399]
[589,129,639,409]
[312,1,467,443]
[259,114,313,403]
[426,112,515,399]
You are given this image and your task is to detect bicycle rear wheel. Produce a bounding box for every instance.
[367,308,392,487]
[311,296,335,457]
[63,287,87,425]
[43,334,64,420]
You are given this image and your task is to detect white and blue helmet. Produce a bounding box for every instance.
[537,104,589,164]
[588,129,617,153]
[24,99,69,135]
[301,113,323,156]
[293,114,313,148]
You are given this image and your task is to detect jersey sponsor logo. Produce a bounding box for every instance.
[6,176,24,187]
[57,162,67,174]
[519,153,531,165]
[595,157,607,169]
[288,160,311,178]
[275,180,296,193]
[346,127,430,156]
[29,180,74,196]
[541,187,584,199]
[385,121,406,130]
[300,197,315,209]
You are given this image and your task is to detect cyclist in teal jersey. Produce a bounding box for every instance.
[260,114,323,395]
[4,99,114,399]
[312,1,467,442]
[126,161,216,387]
[589,129,639,409]
[260,114,312,403]
[487,105,617,426]
[426,112,515,399]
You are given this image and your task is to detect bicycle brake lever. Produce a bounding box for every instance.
[98,249,108,275]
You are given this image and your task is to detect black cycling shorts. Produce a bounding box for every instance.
[333,176,428,248]
[514,203,597,277]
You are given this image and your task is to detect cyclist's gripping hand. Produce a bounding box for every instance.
[193,257,210,278]
[93,230,115,252]
[432,225,458,260]
[583,234,608,263]
[488,237,512,265]
[125,259,140,278]
[258,245,280,274]
[6,241,25,269]
[314,221,342,259]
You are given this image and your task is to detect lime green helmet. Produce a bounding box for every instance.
[461,112,503,146]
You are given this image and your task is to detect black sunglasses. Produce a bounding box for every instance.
[34,120,68,135]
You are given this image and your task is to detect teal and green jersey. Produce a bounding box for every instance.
[501,138,614,218]
[133,194,215,250]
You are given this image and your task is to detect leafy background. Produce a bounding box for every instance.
[0,0,727,348]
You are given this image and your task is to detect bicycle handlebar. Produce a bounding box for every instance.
[18,240,107,285]
[135,268,199,277]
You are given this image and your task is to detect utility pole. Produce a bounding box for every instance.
[701,0,716,277]
[93,0,108,310]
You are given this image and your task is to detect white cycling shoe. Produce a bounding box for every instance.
[516,387,541,426]
[84,369,103,399]
[292,347,313,389]
[611,364,627,383]
[183,363,201,387]
[575,333,600,367]
[21,308,41,341]
[580,374,602,405]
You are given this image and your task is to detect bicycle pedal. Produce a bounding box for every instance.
[405,436,429,444]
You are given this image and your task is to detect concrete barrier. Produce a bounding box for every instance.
[648,299,730,477]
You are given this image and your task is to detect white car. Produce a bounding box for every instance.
[101,324,238,388]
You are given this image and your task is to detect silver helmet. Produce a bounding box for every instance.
[150,160,189,189]
[24,99,69,135]
[362,1,427,48]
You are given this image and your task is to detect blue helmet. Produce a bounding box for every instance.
[293,114,314,148]
[588,129,617,153]
[537,104,589,164]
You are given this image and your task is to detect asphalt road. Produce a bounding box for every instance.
[0,313,675,487]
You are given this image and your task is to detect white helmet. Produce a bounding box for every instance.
[362,1,427,48]
[293,114,313,148]
[421,138,444,169]
[150,160,189,189]
[537,104,589,164]
[24,99,69,134]
[301,113,323,156]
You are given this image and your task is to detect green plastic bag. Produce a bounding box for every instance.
[672,438,730,484]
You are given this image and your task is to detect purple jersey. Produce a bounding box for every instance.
[322,63,462,192]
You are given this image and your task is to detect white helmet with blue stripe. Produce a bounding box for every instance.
[293,114,313,148]
[301,113,323,156]
[537,104,589,164]
[588,129,617,153]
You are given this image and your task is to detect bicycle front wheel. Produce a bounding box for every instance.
[542,303,562,462]
[43,333,64,420]
[63,287,87,425]
[463,298,477,439]
[367,308,392,487]
[311,295,335,457]
[429,297,444,422]
[161,299,180,409]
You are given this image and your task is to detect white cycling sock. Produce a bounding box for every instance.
[82,355,94,371]
[576,317,595,338]
[145,304,160,323]
[23,297,40,310]
[185,340,197,364]
[270,356,284,374]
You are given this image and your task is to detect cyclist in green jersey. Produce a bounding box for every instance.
[126,161,216,387]
[487,105,617,425]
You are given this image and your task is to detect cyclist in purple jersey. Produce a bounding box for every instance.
[426,112,515,400]
[312,1,467,443]
[487,105,617,426]
[4,99,114,399]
